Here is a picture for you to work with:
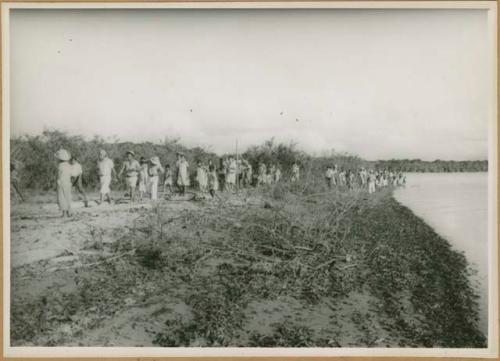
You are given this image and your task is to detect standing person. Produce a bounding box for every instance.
[70,156,89,207]
[368,170,376,194]
[176,153,190,196]
[291,162,300,182]
[225,156,237,192]
[138,157,149,201]
[338,167,346,187]
[325,166,335,188]
[149,156,164,201]
[10,163,25,202]
[348,170,355,189]
[268,165,276,184]
[55,149,73,217]
[163,164,173,195]
[196,161,208,193]
[97,149,116,205]
[274,165,282,183]
[208,164,219,198]
[118,151,141,202]
[245,160,253,187]
[359,167,367,187]
[218,158,226,192]
[257,162,267,185]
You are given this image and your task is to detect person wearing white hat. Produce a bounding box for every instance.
[97,149,116,204]
[55,149,73,217]
[148,156,164,201]
[118,150,140,202]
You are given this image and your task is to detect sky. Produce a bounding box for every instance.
[9,8,492,160]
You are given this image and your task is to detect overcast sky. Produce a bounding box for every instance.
[9,9,491,160]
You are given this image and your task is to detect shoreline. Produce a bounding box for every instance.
[393,172,488,335]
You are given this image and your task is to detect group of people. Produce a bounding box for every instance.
[325,165,406,194]
[52,147,405,217]
[54,148,191,217]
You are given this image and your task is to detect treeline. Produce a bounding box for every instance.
[10,130,487,191]
[373,159,488,172]
[11,130,219,191]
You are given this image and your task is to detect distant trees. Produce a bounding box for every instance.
[374,159,488,173]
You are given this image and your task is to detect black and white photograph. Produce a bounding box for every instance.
[2,1,498,358]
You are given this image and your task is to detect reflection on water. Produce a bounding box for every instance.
[394,172,488,335]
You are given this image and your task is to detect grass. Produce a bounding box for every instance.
[10,178,486,347]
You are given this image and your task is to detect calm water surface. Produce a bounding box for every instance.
[394,172,488,335]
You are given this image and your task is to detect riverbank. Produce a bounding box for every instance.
[10,186,485,347]
[394,172,488,335]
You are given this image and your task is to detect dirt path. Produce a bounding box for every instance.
[10,193,203,267]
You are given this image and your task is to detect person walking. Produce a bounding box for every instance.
[55,149,73,217]
[118,151,140,202]
[274,165,282,183]
[291,162,300,182]
[70,156,89,207]
[10,163,25,202]
[97,149,116,205]
[163,164,173,195]
[138,157,149,200]
[325,166,335,188]
[368,170,376,194]
[257,162,267,185]
[196,161,208,193]
[149,156,164,201]
[208,164,219,198]
[244,160,253,187]
[225,156,237,192]
[176,153,190,196]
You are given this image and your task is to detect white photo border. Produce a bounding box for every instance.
[2,1,498,358]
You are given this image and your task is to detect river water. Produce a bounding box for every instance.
[393,172,488,336]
